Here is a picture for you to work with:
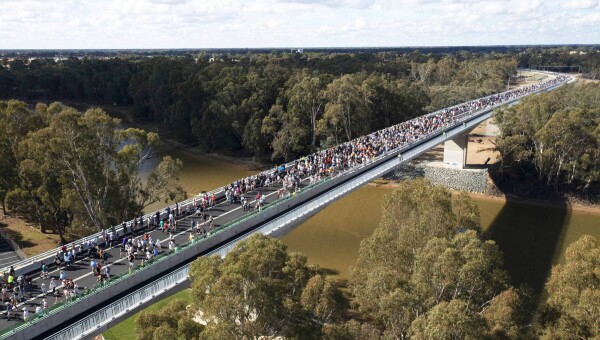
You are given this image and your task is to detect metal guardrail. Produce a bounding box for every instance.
[40,104,503,340]
[0,71,568,277]
[39,72,571,340]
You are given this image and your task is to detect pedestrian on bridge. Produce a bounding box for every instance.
[40,262,48,279]
[5,300,13,321]
[128,253,135,274]
[90,259,98,275]
[59,271,66,285]
[49,277,57,295]
[22,307,29,322]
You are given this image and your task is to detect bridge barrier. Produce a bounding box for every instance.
[1,158,303,278]
[0,71,566,277]
[40,87,529,340]
[0,73,571,339]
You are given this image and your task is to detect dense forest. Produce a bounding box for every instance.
[1,48,599,237]
[2,47,597,162]
[493,83,600,197]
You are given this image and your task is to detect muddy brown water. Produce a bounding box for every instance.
[144,142,600,286]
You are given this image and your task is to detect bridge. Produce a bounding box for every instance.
[0,71,572,339]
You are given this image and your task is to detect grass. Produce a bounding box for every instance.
[103,288,192,340]
[0,215,62,256]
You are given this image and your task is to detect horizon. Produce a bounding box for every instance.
[2,43,600,51]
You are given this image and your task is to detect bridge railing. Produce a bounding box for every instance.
[0,157,300,277]
[0,72,570,278]
[0,72,571,339]
[38,83,555,340]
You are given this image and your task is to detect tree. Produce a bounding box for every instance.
[189,233,346,339]
[321,320,381,340]
[493,83,600,192]
[542,235,600,339]
[409,299,486,340]
[348,180,524,339]
[483,288,533,339]
[453,192,482,232]
[136,297,203,340]
[262,104,310,161]
[319,74,371,144]
[285,71,330,149]
[2,101,185,236]
[301,275,348,323]
[0,100,44,215]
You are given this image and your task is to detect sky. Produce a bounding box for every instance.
[1,0,599,49]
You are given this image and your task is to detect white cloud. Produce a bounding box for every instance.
[276,0,376,8]
[0,0,597,48]
[562,0,599,9]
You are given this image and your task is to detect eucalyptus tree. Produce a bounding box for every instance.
[348,179,529,339]
[2,101,185,236]
[543,235,600,339]
[189,234,346,339]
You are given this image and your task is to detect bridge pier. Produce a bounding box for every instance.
[443,131,468,168]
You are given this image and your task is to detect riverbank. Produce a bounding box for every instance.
[105,104,266,171]
[370,178,600,214]
[61,101,265,172]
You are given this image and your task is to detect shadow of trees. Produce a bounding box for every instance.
[485,174,571,326]
[0,221,36,248]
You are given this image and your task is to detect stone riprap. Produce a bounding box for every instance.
[385,161,488,193]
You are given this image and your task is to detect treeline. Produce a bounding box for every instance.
[0,100,185,241]
[0,51,523,161]
[494,83,600,196]
[137,180,600,339]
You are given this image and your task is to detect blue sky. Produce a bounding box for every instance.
[1,0,599,49]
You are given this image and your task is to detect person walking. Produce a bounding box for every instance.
[128,253,135,274]
[6,300,13,321]
[49,278,57,295]
[22,307,29,322]
[40,262,48,279]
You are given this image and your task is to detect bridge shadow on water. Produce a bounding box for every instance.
[484,189,571,323]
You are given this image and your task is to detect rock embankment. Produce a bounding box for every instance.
[386,162,488,193]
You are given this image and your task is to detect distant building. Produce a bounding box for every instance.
[290,48,304,54]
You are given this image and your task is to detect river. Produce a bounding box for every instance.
[144,141,600,290]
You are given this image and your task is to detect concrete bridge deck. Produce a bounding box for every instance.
[0,71,573,339]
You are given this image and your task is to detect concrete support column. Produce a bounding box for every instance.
[443,132,468,168]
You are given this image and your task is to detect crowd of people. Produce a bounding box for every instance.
[0,73,569,324]
[92,73,573,247]
[217,74,571,203]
